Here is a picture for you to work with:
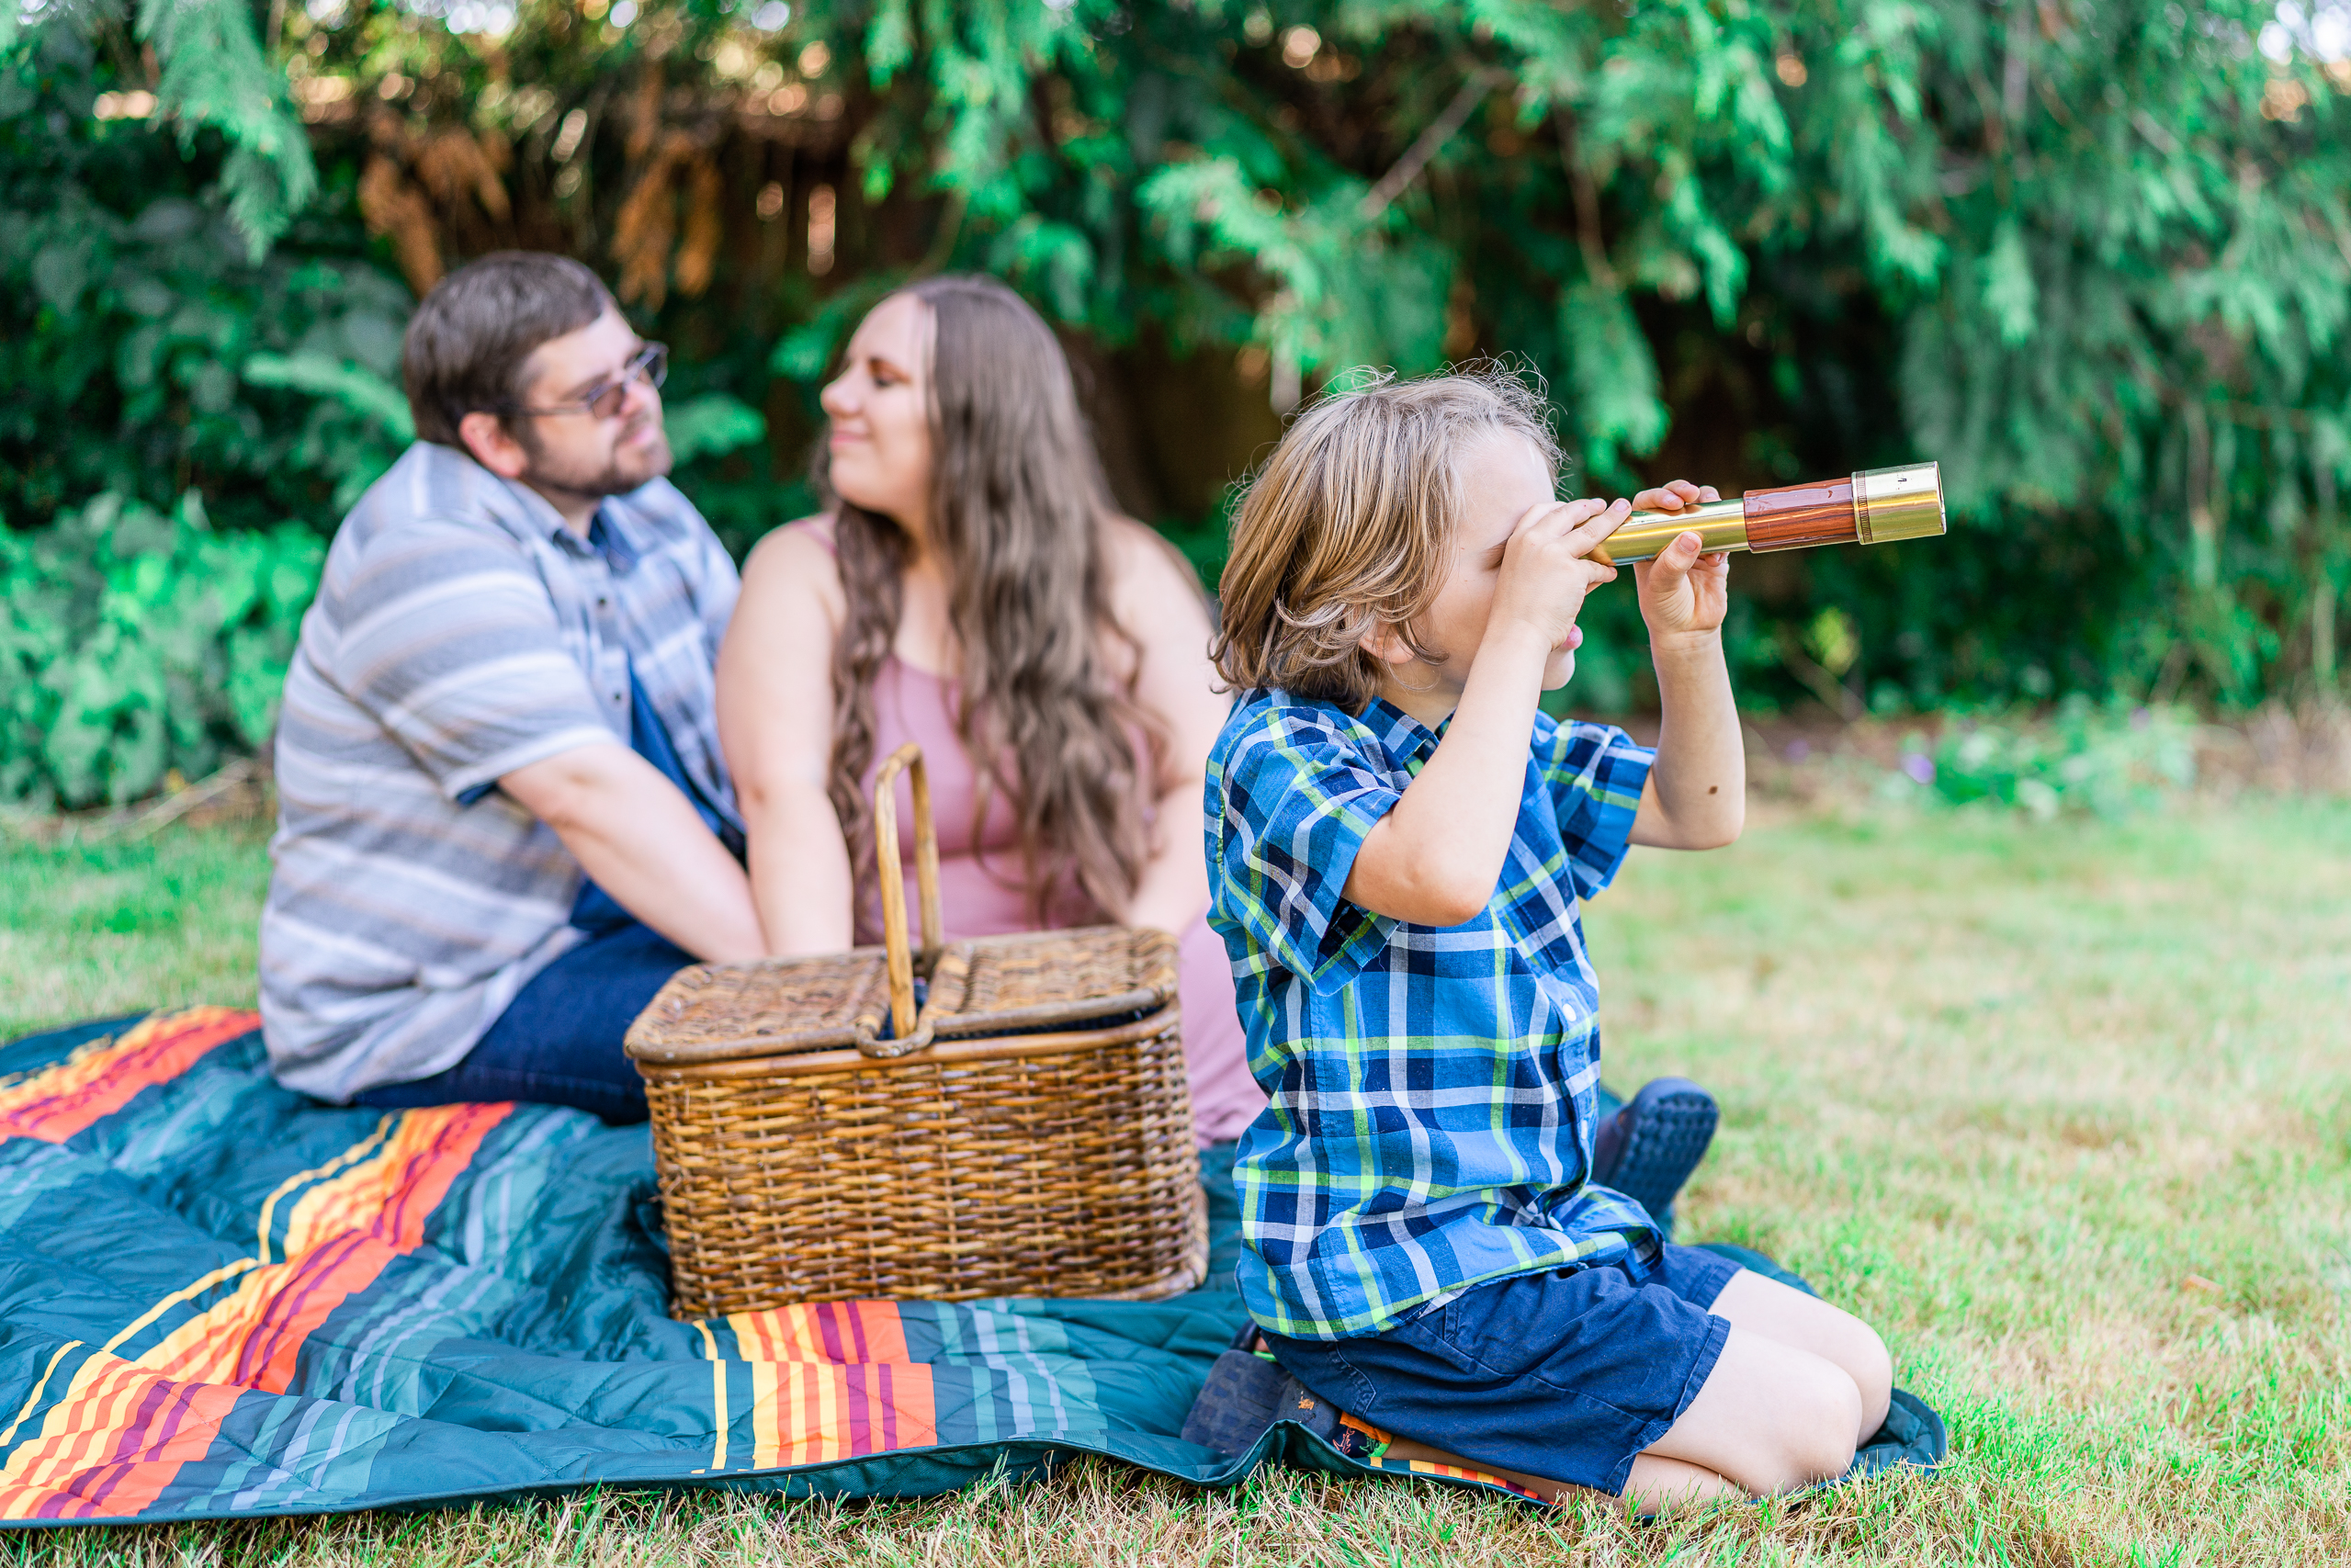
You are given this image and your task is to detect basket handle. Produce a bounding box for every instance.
[870,742,944,1043]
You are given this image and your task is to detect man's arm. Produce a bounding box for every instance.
[502,743,767,963]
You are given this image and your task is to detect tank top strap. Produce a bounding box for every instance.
[779,513,840,556]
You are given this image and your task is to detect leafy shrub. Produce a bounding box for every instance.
[11,0,2351,815]
[1889,699,2198,821]
[0,492,322,808]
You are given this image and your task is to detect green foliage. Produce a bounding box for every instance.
[663,392,767,466]
[136,0,317,256]
[6,0,2351,809]
[0,16,416,534]
[0,491,323,809]
[770,0,2351,712]
[1890,698,2200,821]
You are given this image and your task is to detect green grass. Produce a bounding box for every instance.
[1,822,272,1040]
[5,799,2348,1564]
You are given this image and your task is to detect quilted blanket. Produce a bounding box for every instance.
[0,1008,1447,1526]
[0,1008,1940,1528]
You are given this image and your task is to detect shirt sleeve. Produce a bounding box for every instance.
[1534,714,1656,900]
[322,520,617,802]
[1210,705,1399,994]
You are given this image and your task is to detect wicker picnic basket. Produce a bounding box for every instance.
[624,743,1207,1319]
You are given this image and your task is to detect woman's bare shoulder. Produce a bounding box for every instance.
[1099,514,1206,606]
[740,513,844,604]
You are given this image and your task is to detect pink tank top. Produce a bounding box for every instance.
[794,519,1263,1146]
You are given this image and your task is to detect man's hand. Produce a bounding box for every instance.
[1626,481,1730,644]
[1492,496,1629,649]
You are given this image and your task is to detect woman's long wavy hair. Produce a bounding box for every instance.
[814,275,1155,929]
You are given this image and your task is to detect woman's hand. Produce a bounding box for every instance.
[1626,481,1730,645]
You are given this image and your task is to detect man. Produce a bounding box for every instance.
[261,252,763,1122]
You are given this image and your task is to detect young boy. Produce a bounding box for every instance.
[1201,371,1893,1513]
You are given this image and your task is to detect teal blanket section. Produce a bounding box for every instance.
[0,1010,1937,1528]
[0,1010,1260,1525]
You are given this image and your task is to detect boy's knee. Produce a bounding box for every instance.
[1803,1310,1893,1440]
[1765,1370,1863,1493]
[1846,1321,1894,1433]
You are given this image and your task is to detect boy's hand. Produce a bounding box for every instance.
[1627,481,1729,645]
[1491,497,1627,652]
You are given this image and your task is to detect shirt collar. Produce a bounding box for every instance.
[571,504,640,575]
[1357,695,1444,769]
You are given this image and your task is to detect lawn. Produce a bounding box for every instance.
[3,797,2347,1565]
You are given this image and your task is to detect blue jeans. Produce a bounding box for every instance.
[354,922,693,1124]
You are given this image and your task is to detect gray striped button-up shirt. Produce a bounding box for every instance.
[260,441,740,1101]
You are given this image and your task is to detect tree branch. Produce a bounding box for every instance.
[1360,67,1507,221]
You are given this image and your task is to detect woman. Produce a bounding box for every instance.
[716,275,1264,1145]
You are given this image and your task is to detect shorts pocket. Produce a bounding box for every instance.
[1301,1342,1383,1415]
[1393,1293,1541,1381]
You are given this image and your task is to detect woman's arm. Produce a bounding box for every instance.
[715,523,860,955]
[1105,521,1230,937]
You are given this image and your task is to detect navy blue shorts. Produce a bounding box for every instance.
[1263,1244,1740,1495]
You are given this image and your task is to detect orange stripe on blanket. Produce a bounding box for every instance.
[0,1009,257,1144]
[747,1361,935,1469]
[0,1351,245,1522]
[136,1103,511,1394]
[728,1302,911,1365]
[1387,1458,1545,1502]
[277,1101,510,1258]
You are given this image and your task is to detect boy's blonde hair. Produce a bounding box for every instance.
[1212,367,1560,708]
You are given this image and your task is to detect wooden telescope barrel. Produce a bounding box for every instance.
[1590,462,1946,566]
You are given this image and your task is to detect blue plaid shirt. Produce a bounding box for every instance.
[1206,691,1664,1339]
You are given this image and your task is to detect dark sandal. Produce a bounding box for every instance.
[1591,1076,1719,1235]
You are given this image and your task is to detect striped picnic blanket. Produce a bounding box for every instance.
[2,1007,1582,1526]
[0,1008,1938,1528]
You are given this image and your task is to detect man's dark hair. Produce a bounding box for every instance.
[401,252,615,446]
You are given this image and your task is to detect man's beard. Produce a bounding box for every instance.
[517,415,673,501]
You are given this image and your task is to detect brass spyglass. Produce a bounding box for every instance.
[1590,462,1947,565]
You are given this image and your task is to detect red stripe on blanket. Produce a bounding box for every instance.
[728,1301,913,1365]
[0,1354,246,1522]
[0,1009,257,1144]
[0,1100,514,1520]
[144,1102,513,1394]
[748,1361,936,1468]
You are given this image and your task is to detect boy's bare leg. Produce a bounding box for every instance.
[1644,1323,1866,1495]
[1376,1437,1746,1515]
[1379,1323,1863,1509]
[1323,1272,1892,1513]
[1706,1270,1893,1440]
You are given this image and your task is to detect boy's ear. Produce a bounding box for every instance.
[1356,623,1417,667]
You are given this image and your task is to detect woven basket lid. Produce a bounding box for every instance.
[920,926,1179,1041]
[623,949,890,1065]
[624,925,1178,1066]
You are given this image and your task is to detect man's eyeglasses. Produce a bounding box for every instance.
[507,343,668,421]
